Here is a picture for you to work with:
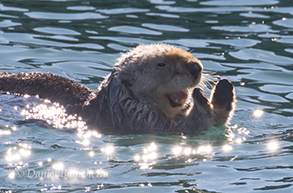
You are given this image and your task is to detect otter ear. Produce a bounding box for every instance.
[117,71,134,87]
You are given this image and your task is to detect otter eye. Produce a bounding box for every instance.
[157,63,166,67]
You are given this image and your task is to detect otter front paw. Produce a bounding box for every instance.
[192,88,212,116]
[211,78,235,126]
[178,88,213,135]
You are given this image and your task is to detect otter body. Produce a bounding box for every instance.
[0,44,235,135]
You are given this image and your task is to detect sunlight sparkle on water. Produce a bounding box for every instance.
[253,109,264,118]
[89,151,95,157]
[0,129,11,136]
[101,145,114,155]
[267,141,279,152]
[21,102,88,130]
[75,138,91,146]
[197,145,212,154]
[19,148,31,157]
[8,172,15,179]
[83,139,90,146]
[222,144,233,152]
[141,142,158,161]
[5,144,32,162]
[77,129,102,141]
[183,147,192,155]
[52,162,64,170]
[226,125,248,144]
[172,145,183,156]
[134,142,158,169]
[23,94,30,98]
[91,130,102,138]
[142,152,157,162]
[134,154,141,162]
[147,142,157,152]
[235,138,243,144]
[5,151,21,162]
[139,163,153,170]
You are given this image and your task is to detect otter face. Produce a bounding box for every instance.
[116,44,203,117]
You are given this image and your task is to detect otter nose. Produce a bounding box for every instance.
[189,62,202,80]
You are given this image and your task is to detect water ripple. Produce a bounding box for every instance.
[230,48,293,65]
[108,25,162,35]
[200,0,278,6]
[0,0,293,192]
[25,12,108,20]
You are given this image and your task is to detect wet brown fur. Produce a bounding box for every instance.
[0,44,235,135]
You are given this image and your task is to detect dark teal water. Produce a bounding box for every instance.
[0,0,293,192]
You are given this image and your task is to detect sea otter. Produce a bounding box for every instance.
[0,44,235,135]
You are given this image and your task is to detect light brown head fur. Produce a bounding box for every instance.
[115,44,203,118]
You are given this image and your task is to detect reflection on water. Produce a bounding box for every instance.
[172,145,183,156]
[134,142,158,170]
[172,144,214,157]
[21,99,87,130]
[101,145,115,156]
[267,140,279,152]
[5,143,32,162]
[197,145,213,154]
[222,144,233,152]
[0,128,11,136]
[253,109,264,118]
[0,0,293,192]
[52,162,64,171]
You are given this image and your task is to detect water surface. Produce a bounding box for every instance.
[0,0,293,192]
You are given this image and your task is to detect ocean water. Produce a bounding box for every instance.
[0,0,292,192]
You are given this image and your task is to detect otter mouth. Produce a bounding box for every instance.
[166,91,188,108]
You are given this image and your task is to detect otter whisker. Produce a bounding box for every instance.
[198,73,216,90]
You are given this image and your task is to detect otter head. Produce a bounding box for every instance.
[115,44,203,118]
